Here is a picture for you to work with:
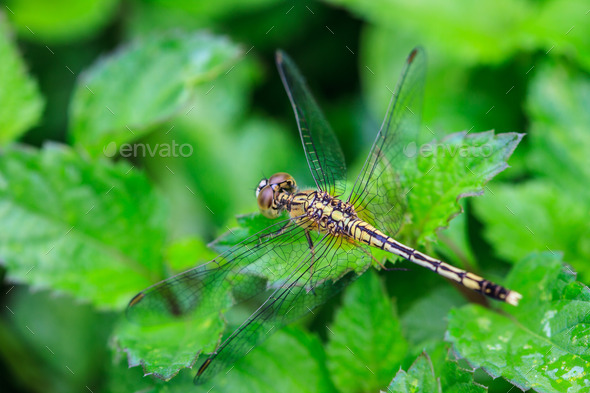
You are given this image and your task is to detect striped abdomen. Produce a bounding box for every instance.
[345,219,521,306]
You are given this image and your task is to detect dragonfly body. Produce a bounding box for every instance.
[128,48,522,385]
[257,172,520,305]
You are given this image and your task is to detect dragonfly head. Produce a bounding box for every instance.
[256,172,297,218]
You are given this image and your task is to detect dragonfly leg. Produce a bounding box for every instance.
[380,261,411,272]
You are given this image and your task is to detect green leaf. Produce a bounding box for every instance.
[111,327,334,393]
[70,31,243,156]
[118,213,372,382]
[384,346,487,393]
[0,14,44,145]
[144,113,296,238]
[327,270,407,393]
[401,131,523,245]
[328,0,590,68]
[1,288,115,392]
[526,2,590,72]
[200,327,336,393]
[115,308,225,381]
[0,144,167,309]
[526,61,590,197]
[103,355,157,393]
[475,62,590,281]
[401,286,465,349]
[4,0,118,43]
[165,236,216,273]
[138,0,276,21]
[208,213,279,254]
[329,0,530,64]
[385,352,441,393]
[435,200,478,269]
[447,252,590,393]
[430,345,487,393]
[472,181,590,279]
[115,267,347,384]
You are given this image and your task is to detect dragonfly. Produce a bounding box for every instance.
[127,47,522,385]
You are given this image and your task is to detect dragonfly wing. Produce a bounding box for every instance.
[195,236,374,385]
[347,47,426,236]
[127,216,315,326]
[276,51,347,197]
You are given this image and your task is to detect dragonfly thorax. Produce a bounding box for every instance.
[301,191,358,236]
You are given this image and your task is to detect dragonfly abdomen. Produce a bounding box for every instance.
[346,219,392,250]
[348,219,522,306]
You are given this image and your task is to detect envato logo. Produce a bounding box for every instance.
[403,142,493,158]
[103,141,194,158]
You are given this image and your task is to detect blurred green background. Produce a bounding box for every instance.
[1,1,589,392]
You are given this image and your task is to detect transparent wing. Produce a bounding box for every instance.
[127,215,373,384]
[347,47,426,236]
[276,51,347,197]
[127,215,315,327]
[195,236,373,385]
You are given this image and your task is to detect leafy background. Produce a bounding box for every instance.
[0,1,589,392]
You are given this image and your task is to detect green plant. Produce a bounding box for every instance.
[1,2,588,392]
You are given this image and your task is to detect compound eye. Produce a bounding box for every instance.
[255,179,268,197]
[268,172,296,193]
[257,186,274,211]
[268,172,292,185]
